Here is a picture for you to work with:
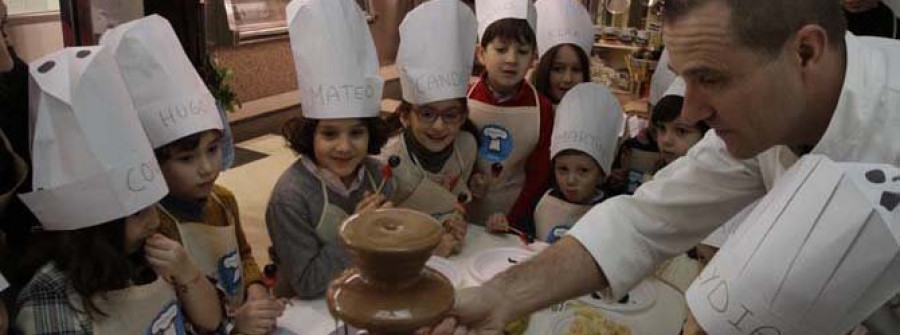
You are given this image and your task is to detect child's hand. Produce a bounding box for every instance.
[144,234,201,284]
[231,296,285,335]
[432,233,458,258]
[485,213,509,233]
[468,173,488,199]
[355,191,394,215]
[443,216,468,243]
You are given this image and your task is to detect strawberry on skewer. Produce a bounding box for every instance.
[375,155,401,196]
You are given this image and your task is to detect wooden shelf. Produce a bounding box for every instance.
[593,40,644,52]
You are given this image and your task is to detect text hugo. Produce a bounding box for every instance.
[157,98,214,128]
[695,266,783,335]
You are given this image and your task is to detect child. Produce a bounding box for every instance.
[468,0,554,236]
[533,83,623,243]
[266,0,393,299]
[383,0,478,257]
[532,0,595,104]
[15,47,221,334]
[101,16,283,335]
[651,78,709,166]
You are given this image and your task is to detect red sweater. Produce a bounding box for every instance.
[468,76,554,233]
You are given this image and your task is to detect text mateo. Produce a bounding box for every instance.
[305,84,377,106]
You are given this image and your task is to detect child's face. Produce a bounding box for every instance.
[314,118,370,185]
[548,45,585,102]
[477,38,535,95]
[160,131,223,201]
[403,99,466,153]
[655,116,705,164]
[124,206,160,253]
[554,153,603,204]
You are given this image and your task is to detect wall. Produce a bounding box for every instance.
[6,12,64,62]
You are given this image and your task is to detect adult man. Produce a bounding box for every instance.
[431,0,900,333]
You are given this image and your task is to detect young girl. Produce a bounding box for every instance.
[532,0,595,104]
[532,83,623,243]
[382,0,478,257]
[468,0,554,236]
[266,0,392,299]
[101,16,282,335]
[15,47,221,334]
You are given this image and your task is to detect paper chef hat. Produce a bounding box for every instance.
[535,0,594,58]
[397,0,476,105]
[21,47,168,230]
[475,0,537,41]
[687,155,900,335]
[100,15,222,149]
[287,0,383,119]
[649,50,676,105]
[551,83,624,174]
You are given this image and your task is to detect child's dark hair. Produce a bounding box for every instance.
[480,18,536,49]
[385,99,480,145]
[153,129,224,163]
[532,44,591,103]
[651,95,710,133]
[53,218,155,319]
[282,112,389,162]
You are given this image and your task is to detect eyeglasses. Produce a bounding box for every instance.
[413,107,465,125]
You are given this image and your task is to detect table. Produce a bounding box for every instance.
[274,226,688,335]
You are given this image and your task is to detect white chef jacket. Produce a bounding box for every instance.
[568,33,900,298]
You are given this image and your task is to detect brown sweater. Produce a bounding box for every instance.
[157,185,263,291]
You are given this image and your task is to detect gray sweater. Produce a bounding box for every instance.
[266,157,391,299]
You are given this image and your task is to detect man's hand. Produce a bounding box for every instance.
[427,286,512,335]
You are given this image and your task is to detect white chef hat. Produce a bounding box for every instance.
[100,15,223,149]
[535,0,594,58]
[287,0,383,119]
[687,155,900,335]
[475,0,537,42]
[21,47,168,230]
[663,76,685,98]
[551,83,624,175]
[649,50,676,105]
[397,0,476,105]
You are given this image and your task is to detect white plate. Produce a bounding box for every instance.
[426,256,463,288]
[468,247,535,284]
[577,279,657,313]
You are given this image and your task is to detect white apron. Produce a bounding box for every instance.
[88,276,187,335]
[533,191,593,243]
[0,129,27,212]
[466,79,542,224]
[316,169,377,243]
[158,193,244,310]
[388,132,476,216]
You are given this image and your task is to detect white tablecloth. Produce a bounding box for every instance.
[274,226,689,334]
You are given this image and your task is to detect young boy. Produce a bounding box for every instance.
[468,0,554,236]
[651,78,710,167]
[533,83,623,243]
[102,16,282,334]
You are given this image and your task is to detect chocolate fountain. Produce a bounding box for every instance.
[327,208,455,335]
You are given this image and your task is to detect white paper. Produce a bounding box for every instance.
[535,0,595,58]
[397,0,477,105]
[475,0,536,41]
[21,47,168,230]
[686,155,900,335]
[286,0,383,120]
[551,83,624,174]
[0,272,8,292]
[100,15,223,149]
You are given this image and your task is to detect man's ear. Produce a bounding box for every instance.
[793,24,828,68]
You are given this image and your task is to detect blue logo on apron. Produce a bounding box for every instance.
[146,301,186,335]
[217,250,242,297]
[546,225,571,244]
[478,124,513,163]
